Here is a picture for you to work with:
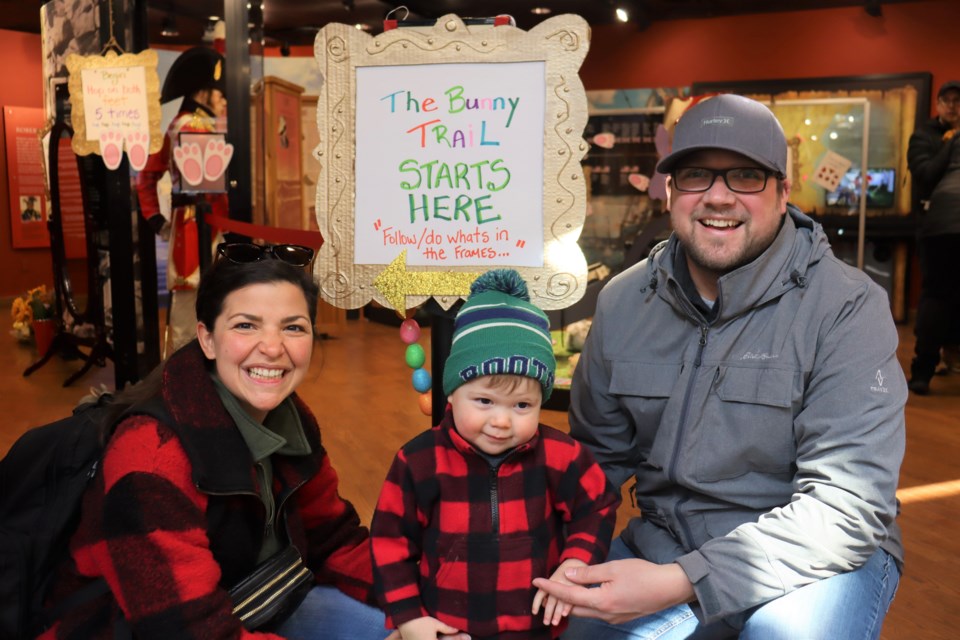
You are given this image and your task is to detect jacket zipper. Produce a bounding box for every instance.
[489,465,500,534]
[667,325,708,547]
[199,476,308,545]
[486,448,522,535]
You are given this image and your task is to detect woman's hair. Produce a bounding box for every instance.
[195,257,320,331]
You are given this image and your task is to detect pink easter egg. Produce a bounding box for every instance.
[399,318,421,344]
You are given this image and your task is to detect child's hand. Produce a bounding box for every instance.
[397,616,469,640]
[532,558,588,626]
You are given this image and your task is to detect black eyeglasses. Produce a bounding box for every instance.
[672,167,780,194]
[216,242,314,267]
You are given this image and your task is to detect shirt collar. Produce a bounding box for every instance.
[210,373,311,462]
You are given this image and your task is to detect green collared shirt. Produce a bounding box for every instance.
[210,374,311,562]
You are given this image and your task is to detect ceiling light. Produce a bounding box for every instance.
[161,15,179,37]
[355,23,370,31]
[531,7,551,15]
[616,7,629,22]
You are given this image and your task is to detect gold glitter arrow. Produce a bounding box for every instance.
[373,251,479,314]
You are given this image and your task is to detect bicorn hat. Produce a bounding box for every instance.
[160,46,226,104]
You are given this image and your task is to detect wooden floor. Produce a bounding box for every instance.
[1,308,957,639]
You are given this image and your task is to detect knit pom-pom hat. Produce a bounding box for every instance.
[443,269,556,400]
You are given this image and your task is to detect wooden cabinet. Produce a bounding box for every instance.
[252,76,306,231]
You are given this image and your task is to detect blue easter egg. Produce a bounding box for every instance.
[412,368,432,393]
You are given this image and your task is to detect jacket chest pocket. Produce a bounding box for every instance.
[696,365,797,482]
[610,361,680,455]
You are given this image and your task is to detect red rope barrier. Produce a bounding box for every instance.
[206,214,324,249]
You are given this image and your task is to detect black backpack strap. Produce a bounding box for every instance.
[41,578,110,624]
[122,395,173,426]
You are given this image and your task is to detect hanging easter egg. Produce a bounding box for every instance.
[405,343,426,369]
[399,318,421,344]
[417,391,432,416]
[412,367,432,393]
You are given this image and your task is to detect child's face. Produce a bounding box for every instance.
[448,376,542,456]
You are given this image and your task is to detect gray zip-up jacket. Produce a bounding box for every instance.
[570,206,906,626]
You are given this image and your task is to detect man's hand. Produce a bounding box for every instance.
[532,558,586,626]
[531,559,696,625]
[396,616,470,640]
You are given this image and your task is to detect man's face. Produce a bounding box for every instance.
[937,89,960,129]
[666,149,790,295]
[208,89,227,119]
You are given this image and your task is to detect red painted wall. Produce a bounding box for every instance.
[582,0,959,110]
[2,1,958,297]
[0,29,52,299]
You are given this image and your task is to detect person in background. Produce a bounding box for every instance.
[906,80,960,394]
[41,244,391,639]
[20,195,42,222]
[534,94,906,639]
[371,269,620,640]
[136,46,229,357]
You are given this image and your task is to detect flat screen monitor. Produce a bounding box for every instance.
[825,168,896,208]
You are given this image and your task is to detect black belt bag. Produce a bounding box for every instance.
[229,545,314,631]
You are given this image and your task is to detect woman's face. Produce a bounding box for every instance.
[197,281,313,423]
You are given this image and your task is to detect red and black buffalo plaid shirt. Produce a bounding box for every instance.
[371,408,620,639]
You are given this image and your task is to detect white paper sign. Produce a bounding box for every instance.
[354,62,546,267]
[812,150,853,192]
[80,65,150,139]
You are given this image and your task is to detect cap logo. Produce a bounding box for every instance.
[214,60,222,81]
[701,116,734,127]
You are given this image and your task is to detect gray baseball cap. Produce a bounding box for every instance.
[938,80,960,98]
[656,94,787,176]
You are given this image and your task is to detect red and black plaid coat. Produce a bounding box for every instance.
[40,342,375,639]
[371,409,620,639]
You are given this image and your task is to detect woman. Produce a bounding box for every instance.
[41,243,389,639]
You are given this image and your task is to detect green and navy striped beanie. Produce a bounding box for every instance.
[443,269,556,400]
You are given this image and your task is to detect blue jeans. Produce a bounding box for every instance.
[563,537,900,640]
[276,585,391,640]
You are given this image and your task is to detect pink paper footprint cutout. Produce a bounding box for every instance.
[628,173,651,192]
[99,130,124,170]
[174,143,204,186]
[592,132,616,149]
[203,139,234,181]
[125,131,150,172]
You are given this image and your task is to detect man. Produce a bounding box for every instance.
[136,46,228,356]
[533,95,906,639]
[905,80,960,394]
[20,195,41,222]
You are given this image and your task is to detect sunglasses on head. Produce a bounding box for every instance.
[216,242,314,267]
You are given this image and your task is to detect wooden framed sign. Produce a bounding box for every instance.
[314,14,591,313]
